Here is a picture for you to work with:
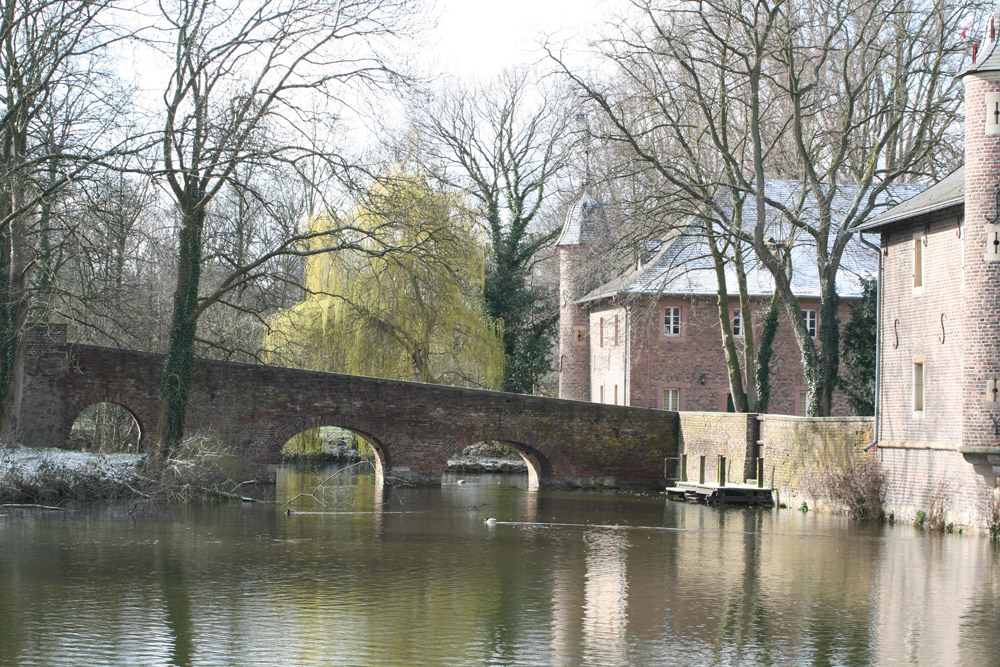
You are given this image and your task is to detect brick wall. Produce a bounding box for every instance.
[676,412,758,482]
[758,415,873,507]
[18,336,680,489]
[878,209,964,447]
[589,304,628,405]
[962,72,1000,449]
[626,295,854,416]
[558,245,592,401]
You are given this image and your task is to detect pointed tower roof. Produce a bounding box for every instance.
[556,189,609,246]
[962,11,1000,76]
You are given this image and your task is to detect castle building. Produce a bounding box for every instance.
[856,17,1000,506]
[557,182,918,416]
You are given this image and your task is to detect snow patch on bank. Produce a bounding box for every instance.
[0,445,142,480]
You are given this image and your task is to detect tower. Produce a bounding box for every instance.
[962,14,1000,448]
[557,190,607,400]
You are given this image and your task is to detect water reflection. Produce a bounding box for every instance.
[0,466,998,666]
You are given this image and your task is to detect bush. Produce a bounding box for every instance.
[823,454,887,521]
[988,490,1000,542]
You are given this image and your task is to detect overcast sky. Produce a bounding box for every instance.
[419,0,616,80]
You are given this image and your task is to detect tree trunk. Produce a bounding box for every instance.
[158,201,205,457]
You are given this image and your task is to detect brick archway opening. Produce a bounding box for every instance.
[68,401,143,454]
[269,418,391,478]
[456,437,550,490]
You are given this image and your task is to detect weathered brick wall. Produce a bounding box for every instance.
[879,446,995,527]
[627,295,854,416]
[20,337,679,489]
[962,72,1000,450]
[14,323,70,447]
[558,245,592,401]
[878,208,964,447]
[589,304,627,405]
[676,412,758,482]
[757,415,873,507]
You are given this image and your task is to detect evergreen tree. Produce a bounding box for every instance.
[839,278,877,416]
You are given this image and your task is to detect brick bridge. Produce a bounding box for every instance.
[15,325,678,488]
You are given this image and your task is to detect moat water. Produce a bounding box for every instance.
[1,466,998,666]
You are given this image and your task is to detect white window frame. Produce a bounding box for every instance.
[663,388,680,411]
[664,306,681,337]
[732,308,743,338]
[802,309,817,338]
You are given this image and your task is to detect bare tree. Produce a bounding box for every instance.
[413,70,573,394]
[150,0,413,453]
[555,0,979,414]
[0,0,132,440]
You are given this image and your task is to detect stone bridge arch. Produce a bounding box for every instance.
[62,389,156,450]
[461,426,553,489]
[267,414,393,476]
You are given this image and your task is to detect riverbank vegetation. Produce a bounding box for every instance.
[0,438,256,507]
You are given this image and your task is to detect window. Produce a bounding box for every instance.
[913,361,925,412]
[600,384,605,404]
[732,309,743,337]
[802,310,817,337]
[664,307,681,337]
[663,388,679,411]
[799,391,809,416]
[913,234,924,288]
[573,326,586,346]
[614,314,619,346]
[599,317,604,347]
[614,384,619,405]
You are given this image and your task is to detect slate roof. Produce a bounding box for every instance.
[960,12,1000,77]
[856,168,964,231]
[580,180,925,303]
[557,190,610,246]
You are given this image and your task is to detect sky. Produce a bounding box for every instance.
[421,0,616,80]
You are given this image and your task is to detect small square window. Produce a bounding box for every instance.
[802,310,817,337]
[664,307,681,336]
[663,388,679,411]
[732,309,743,337]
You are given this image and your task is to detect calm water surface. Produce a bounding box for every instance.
[1,466,999,666]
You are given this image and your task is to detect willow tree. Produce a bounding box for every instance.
[265,174,506,388]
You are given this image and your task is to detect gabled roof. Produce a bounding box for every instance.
[855,168,963,231]
[580,180,924,303]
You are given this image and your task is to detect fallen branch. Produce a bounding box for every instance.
[2,503,71,511]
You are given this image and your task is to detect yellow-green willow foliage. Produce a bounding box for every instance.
[266,175,506,389]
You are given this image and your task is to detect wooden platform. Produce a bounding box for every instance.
[665,481,774,506]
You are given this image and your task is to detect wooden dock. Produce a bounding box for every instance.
[665,481,774,506]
